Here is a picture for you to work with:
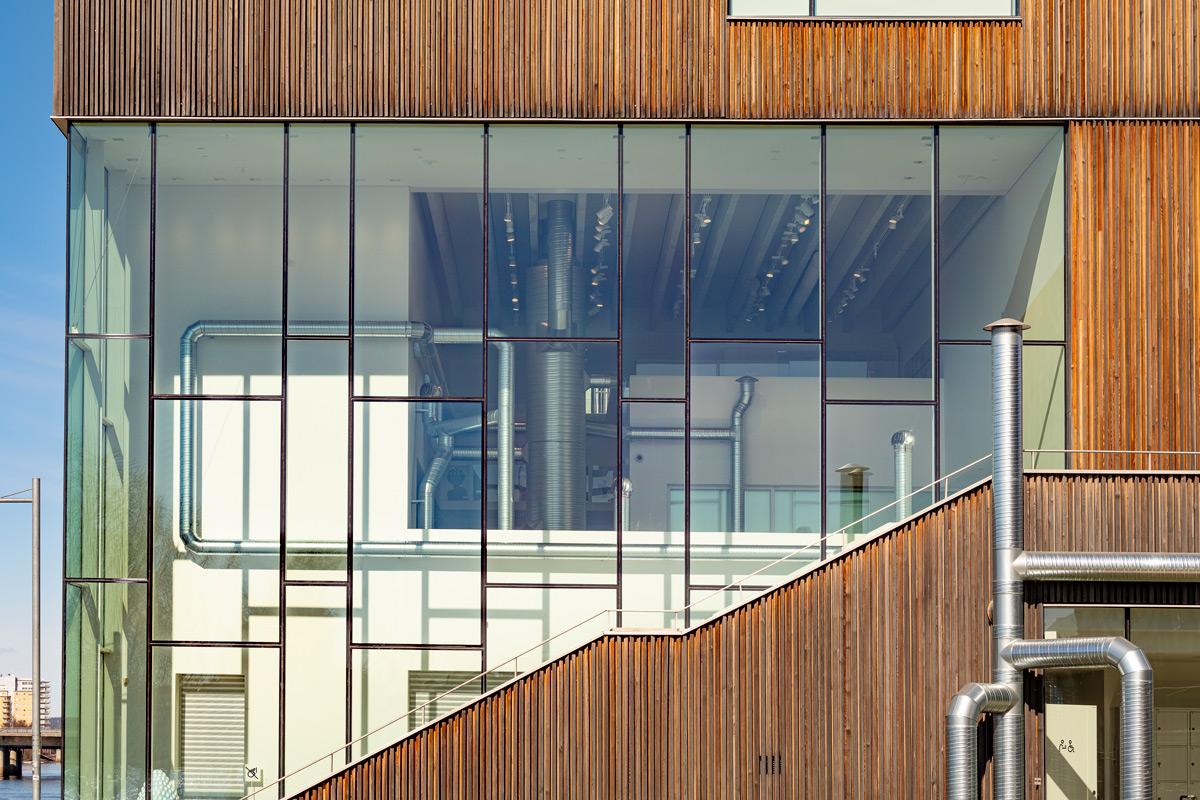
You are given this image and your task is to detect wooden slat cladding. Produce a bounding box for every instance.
[56,0,1200,119]
[291,473,1200,799]
[1070,122,1200,471]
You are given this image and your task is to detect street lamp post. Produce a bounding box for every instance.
[1,478,41,800]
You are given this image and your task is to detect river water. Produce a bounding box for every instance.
[0,764,62,800]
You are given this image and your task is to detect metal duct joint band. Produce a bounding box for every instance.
[1003,637,1153,800]
[946,682,1019,800]
[1014,550,1200,581]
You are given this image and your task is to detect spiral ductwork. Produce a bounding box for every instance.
[1003,637,1153,800]
[891,429,915,519]
[527,343,587,530]
[946,683,1018,800]
[544,199,578,334]
[1014,550,1200,581]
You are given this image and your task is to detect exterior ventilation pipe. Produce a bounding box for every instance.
[946,683,1018,800]
[891,429,915,518]
[1013,551,1200,581]
[730,376,758,533]
[986,318,1028,800]
[1003,638,1153,800]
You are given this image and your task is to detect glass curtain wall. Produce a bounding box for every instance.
[64,121,1067,799]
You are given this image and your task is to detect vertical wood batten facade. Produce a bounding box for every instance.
[55,0,1200,119]
[286,474,1200,799]
[1070,122,1200,470]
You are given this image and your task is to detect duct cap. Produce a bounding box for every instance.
[983,318,1032,332]
[891,430,916,448]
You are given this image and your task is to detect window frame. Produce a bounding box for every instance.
[727,0,1020,21]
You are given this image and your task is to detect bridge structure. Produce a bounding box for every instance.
[0,729,63,780]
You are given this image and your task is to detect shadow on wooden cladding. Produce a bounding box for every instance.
[293,473,1200,800]
[55,0,1200,119]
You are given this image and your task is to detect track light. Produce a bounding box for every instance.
[798,199,815,218]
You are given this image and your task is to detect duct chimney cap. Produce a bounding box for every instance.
[736,375,759,385]
[983,318,1031,332]
[891,430,916,448]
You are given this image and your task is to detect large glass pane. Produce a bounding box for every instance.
[488,125,618,338]
[150,646,279,797]
[826,126,933,401]
[286,341,348,579]
[65,582,147,800]
[351,648,483,758]
[621,403,686,627]
[690,126,822,339]
[152,399,280,642]
[353,401,482,645]
[69,124,151,335]
[284,586,347,795]
[355,125,484,398]
[940,126,1065,341]
[485,586,616,669]
[288,125,350,334]
[1042,607,1127,799]
[826,404,934,544]
[622,126,686,398]
[67,338,150,578]
[486,342,618,584]
[939,343,1067,493]
[689,343,822,585]
[155,125,284,395]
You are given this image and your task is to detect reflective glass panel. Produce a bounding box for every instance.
[155,125,284,395]
[940,126,1065,341]
[622,126,686,398]
[814,0,1014,13]
[288,124,350,334]
[69,124,151,335]
[485,586,616,669]
[486,342,618,583]
[286,341,348,579]
[65,582,147,800]
[67,338,150,578]
[488,125,618,338]
[351,649,484,758]
[688,343,822,582]
[284,586,347,795]
[621,403,686,627]
[353,400,482,645]
[150,647,279,795]
[355,125,484,398]
[939,343,1067,493]
[826,126,933,401]
[825,404,934,543]
[152,399,281,642]
[690,126,822,339]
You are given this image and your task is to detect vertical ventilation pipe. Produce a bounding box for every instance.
[421,433,454,534]
[985,318,1029,800]
[891,429,915,519]
[730,376,758,532]
[495,341,515,530]
[544,199,578,335]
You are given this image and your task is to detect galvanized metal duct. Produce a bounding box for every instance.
[945,683,1018,800]
[544,199,579,334]
[1003,637,1153,800]
[985,318,1028,800]
[1013,551,1200,581]
[730,376,758,533]
[421,434,454,534]
[527,343,587,530]
[891,429,915,519]
[495,342,515,530]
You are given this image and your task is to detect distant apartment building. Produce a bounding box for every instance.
[0,675,50,728]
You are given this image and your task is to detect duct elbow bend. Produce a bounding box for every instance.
[948,682,1018,723]
[1108,637,1153,680]
[731,376,758,424]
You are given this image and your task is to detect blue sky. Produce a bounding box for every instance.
[0,4,65,712]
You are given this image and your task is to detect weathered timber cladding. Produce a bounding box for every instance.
[290,473,1200,799]
[1070,122,1200,469]
[55,0,1200,119]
